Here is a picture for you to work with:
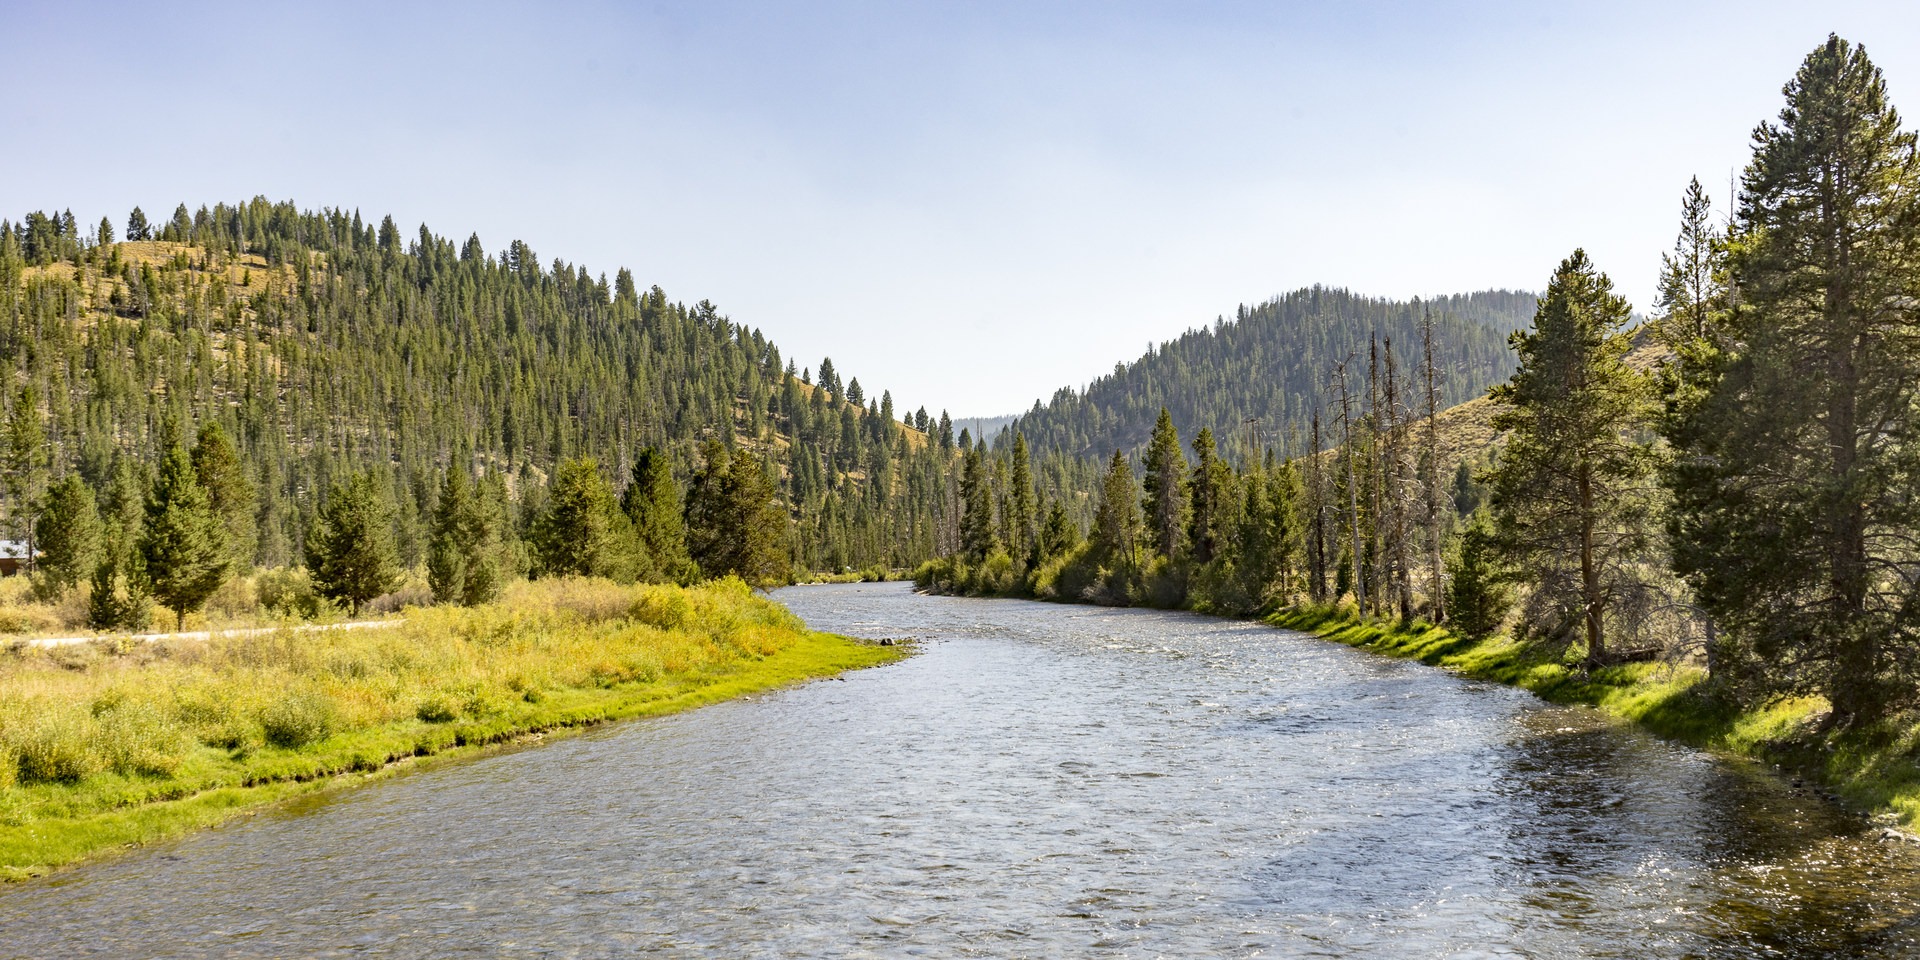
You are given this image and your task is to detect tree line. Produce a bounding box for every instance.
[27,417,795,628]
[923,35,1920,728]
[0,192,1035,585]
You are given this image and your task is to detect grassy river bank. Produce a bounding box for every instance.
[1266,605,1920,833]
[0,578,905,880]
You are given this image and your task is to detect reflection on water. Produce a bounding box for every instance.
[1,582,1916,958]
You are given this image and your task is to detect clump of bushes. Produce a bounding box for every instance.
[259,690,338,748]
[256,567,328,620]
[415,695,458,724]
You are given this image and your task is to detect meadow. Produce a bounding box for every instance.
[0,577,904,879]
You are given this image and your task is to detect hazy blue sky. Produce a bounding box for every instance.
[4,2,1915,415]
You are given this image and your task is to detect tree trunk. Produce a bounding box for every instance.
[1579,467,1605,666]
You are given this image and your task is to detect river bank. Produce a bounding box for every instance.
[0,577,906,880]
[916,559,1920,832]
[1266,605,1920,831]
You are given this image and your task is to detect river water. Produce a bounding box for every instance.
[3,583,1919,958]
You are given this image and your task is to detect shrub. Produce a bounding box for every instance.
[415,695,458,724]
[630,587,692,631]
[257,567,326,620]
[259,690,339,748]
[91,700,189,777]
[12,714,103,784]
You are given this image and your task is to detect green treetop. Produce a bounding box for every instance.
[1484,249,1656,666]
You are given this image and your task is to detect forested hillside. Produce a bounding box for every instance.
[1007,287,1534,458]
[0,201,1001,576]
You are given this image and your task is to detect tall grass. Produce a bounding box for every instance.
[0,576,902,878]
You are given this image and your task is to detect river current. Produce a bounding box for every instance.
[3,582,1918,958]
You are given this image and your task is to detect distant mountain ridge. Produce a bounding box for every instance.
[1004,286,1536,458]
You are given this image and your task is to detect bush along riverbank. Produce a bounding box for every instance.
[1266,605,1920,833]
[0,577,905,880]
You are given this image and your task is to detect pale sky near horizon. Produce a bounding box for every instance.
[3,2,1916,417]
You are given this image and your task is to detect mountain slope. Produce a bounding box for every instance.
[0,200,961,574]
[1006,286,1535,458]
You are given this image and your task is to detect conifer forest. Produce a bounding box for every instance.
[11,13,1920,953]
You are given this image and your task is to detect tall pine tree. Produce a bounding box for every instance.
[1484,250,1656,665]
[1667,36,1920,721]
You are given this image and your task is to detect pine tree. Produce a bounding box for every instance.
[191,422,257,570]
[1186,427,1230,564]
[87,529,150,631]
[1484,250,1656,665]
[721,450,791,587]
[1654,177,1724,349]
[138,441,230,629]
[684,441,732,576]
[1093,450,1139,567]
[1141,408,1187,559]
[1667,36,1920,721]
[307,471,400,616]
[5,386,49,560]
[959,443,997,559]
[1038,500,1079,563]
[126,207,150,241]
[32,475,102,600]
[621,447,691,583]
[428,469,503,606]
[686,445,789,585]
[533,457,633,580]
[1007,432,1037,564]
[1445,511,1509,639]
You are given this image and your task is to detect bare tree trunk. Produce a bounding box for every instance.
[1421,309,1446,623]
[1333,362,1365,607]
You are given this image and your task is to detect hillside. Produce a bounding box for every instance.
[0,201,972,574]
[1004,287,1535,458]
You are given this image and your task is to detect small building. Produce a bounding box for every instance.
[0,540,33,577]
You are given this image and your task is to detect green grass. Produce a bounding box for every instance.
[1266,605,1920,829]
[0,577,906,880]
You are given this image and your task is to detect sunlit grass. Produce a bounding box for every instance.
[0,577,904,879]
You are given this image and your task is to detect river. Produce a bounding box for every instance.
[2,582,1918,958]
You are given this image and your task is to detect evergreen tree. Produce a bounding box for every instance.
[533,457,633,580]
[32,475,102,600]
[87,529,150,631]
[428,469,503,606]
[126,206,150,241]
[1667,36,1920,721]
[138,441,230,629]
[1038,500,1079,563]
[684,441,731,577]
[959,443,997,559]
[1653,177,1724,349]
[5,385,48,558]
[1446,512,1510,639]
[1007,432,1037,564]
[427,470,472,604]
[686,444,789,586]
[1484,250,1656,665]
[307,471,400,616]
[1092,450,1139,567]
[621,447,691,583]
[1186,427,1231,564]
[1141,408,1187,559]
[721,450,791,587]
[191,422,257,570]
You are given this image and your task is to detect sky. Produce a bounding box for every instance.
[3,1,1916,417]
